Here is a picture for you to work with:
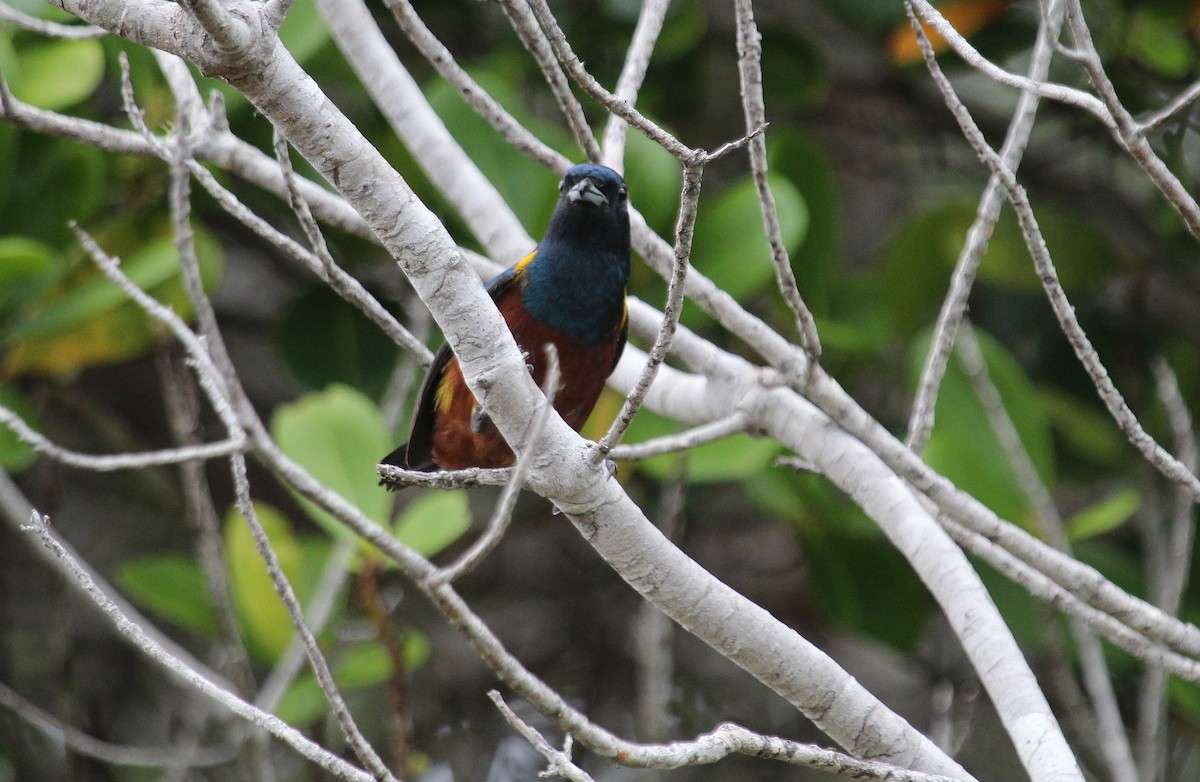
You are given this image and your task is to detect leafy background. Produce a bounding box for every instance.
[2,0,1200,779]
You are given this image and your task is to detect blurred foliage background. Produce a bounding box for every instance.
[3,0,1200,779]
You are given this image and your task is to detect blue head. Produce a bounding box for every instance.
[520,164,632,344]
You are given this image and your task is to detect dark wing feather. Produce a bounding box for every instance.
[379,258,531,470]
[381,341,453,470]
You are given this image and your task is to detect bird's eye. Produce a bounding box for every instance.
[559,180,568,193]
[617,185,627,201]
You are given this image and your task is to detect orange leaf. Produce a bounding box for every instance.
[888,0,1010,65]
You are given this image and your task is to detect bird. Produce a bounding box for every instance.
[381,163,631,471]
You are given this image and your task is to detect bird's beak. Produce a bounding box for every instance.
[566,177,608,207]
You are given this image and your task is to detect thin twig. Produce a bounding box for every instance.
[1060,0,1200,241]
[377,464,514,490]
[595,163,702,460]
[906,0,1109,124]
[491,689,965,782]
[0,405,243,469]
[1139,80,1200,135]
[165,127,396,780]
[1138,358,1199,781]
[609,413,748,461]
[498,0,602,161]
[186,161,432,365]
[228,455,397,781]
[489,692,596,782]
[156,348,257,698]
[0,678,236,769]
[936,511,1200,682]
[385,0,570,173]
[0,2,105,37]
[267,129,433,363]
[732,0,821,360]
[634,475,685,742]
[520,0,692,162]
[436,345,562,583]
[256,539,357,712]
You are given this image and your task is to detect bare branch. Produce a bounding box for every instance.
[156,349,257,698]
[256,539,357,712]
[319,0,534,262]
[955,325,1138,782]
[906,0,1109,123]
[176,0,252,55]
[1061,0,1200,240]
[0,404,244,469]
[227,455,398,781]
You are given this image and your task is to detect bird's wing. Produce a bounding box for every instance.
[382,340,451,470]
[383,253,534,470]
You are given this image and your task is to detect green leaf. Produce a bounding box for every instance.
[277,287,399,399]
[1129,12,1193,78]
[11,237,183,341]
[914,329,1055,528]
[271,385,394,541]
[225,503,307,665]
[806,531,932,650]
[0,140,108,244]
[4,224,223,376]
[1039,388,1128,468]
[117,554,218,636]
[9,39,104,110]
[393,491,473,557]
[1066,487,1141,542]
[278,0,330,64]
[883,200,1115,336]
[622,130,681,236]
[0,237,61,323]
[426,68,567,233]
[690,174,808,302]
[767,130,840,316]
[0,385,39,472]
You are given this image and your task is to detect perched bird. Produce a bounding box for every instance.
[382,163,631,471]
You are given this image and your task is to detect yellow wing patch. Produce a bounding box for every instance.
[513,250,537,275]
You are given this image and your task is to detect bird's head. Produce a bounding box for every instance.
[557,164,628,213]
